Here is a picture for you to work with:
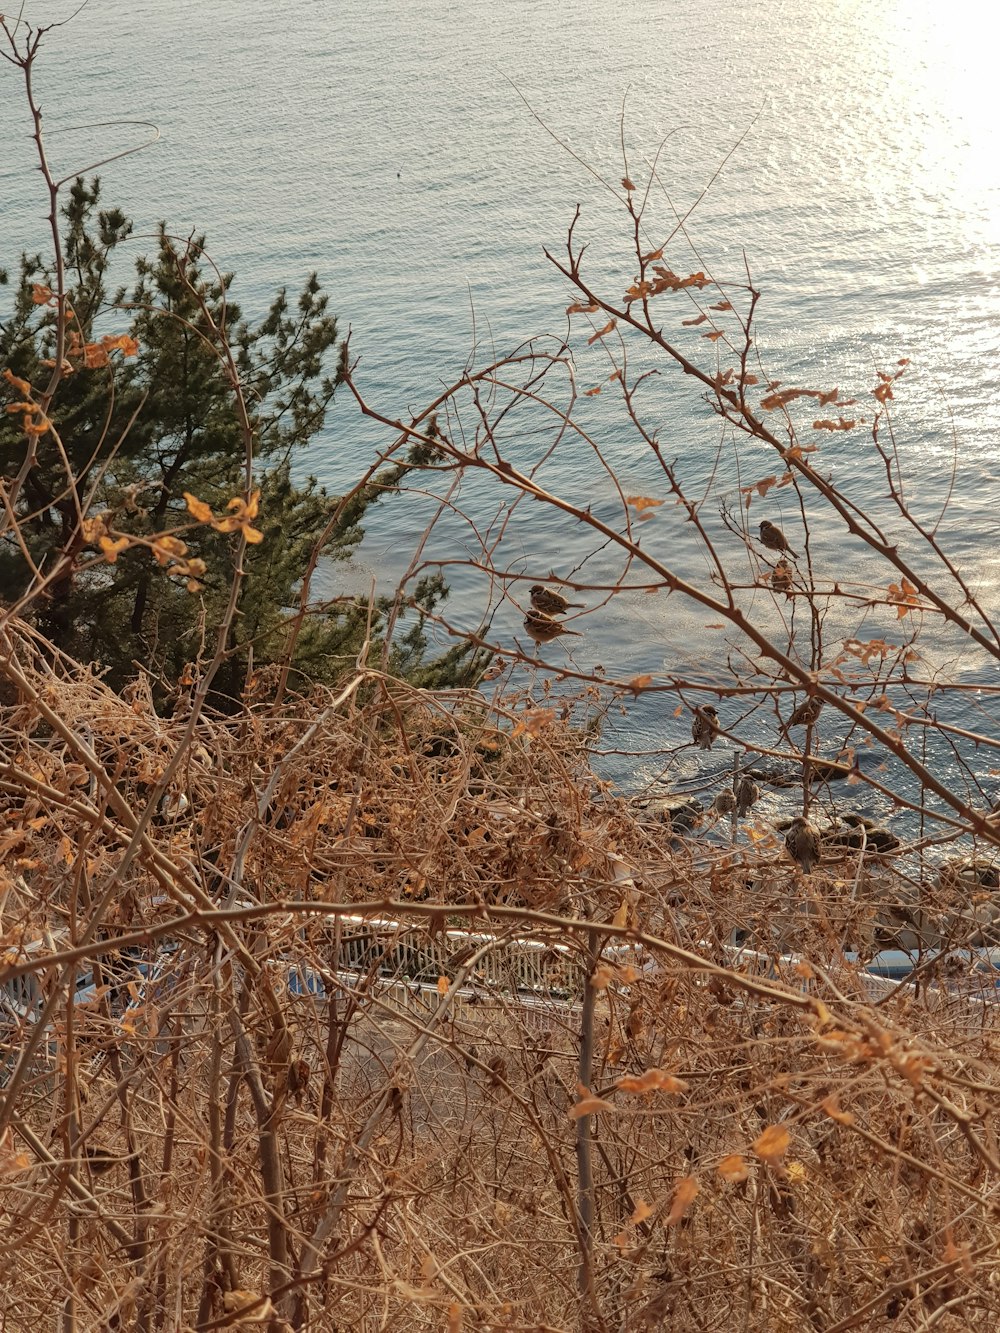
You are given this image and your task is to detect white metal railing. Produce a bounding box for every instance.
[5,915,1000,1059]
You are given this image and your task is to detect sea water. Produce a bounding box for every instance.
[1,0,999,803]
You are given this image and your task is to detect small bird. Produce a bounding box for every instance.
[288,1059,311,1104]
[771,561,794,597]
[522,611,582,646]
[83,1145,133,1175]
[529,584,585,616]
[784,816,821,874]
[734,775,760,818]
[712,788,736,816]
[759,520,798,559]
[156,790,190,822]
[691,704,720,750]
[782,698,823,732]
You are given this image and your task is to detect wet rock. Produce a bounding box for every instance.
[746,762,800,789]
[825,814,900,854]
[643,796,703,835]
[937,857,1000,894]
[804,757,853,783]
[746,756,853,787]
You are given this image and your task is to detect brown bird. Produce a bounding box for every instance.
[782,698,823,732]
[691,704,720,750]
[759,520,798,559]
[529,584,585,616]
[288,1059,311,1104]
[712,788,736,816]
[784,816,821,874]
[771,561,794,597]
[734,775,760,818]
[83,1145,134,1175]
[522,611,582,646]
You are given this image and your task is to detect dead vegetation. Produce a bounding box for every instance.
[4,616,1000,1330]
[5,14,1000,1329]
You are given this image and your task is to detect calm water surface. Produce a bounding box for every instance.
[2,0,999,800]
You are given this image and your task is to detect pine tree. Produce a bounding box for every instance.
[0,179,487,699]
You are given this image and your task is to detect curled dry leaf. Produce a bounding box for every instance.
[717,1153,751,1183]
[587,319,617,345]
[814,416,857,431]
[569,1088,616,1120]
[753,1123,791,1164]
[615,1069,689,1095]
[184,492,214,522]
[2,368,33,395]
[212,490,264,542]
[569,1096,615,1119]
[760,386,810,412]
[154,535,188,560]
[510,707,556,739]
[83,343,110,369]
[81,515,108,543]
[221,1290,273,1321]
[739,474,778,500]
[98,535,130,563]
[0,1127,31,1178]
[666,1175,700,1225]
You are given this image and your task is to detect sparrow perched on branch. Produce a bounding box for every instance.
[759,520,798,559]
[771,561,794,597]
[522,611,582,646]
[288,1059,311,1104]
[712,788,736,816]
[84,1145,136,1175]
[529,584,585,616]
[782,698,823,732]
[784,816,820,874]
[691,704,720,750]
[734,775,760,818]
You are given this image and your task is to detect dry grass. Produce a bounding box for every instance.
[2,617,1000,1331]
